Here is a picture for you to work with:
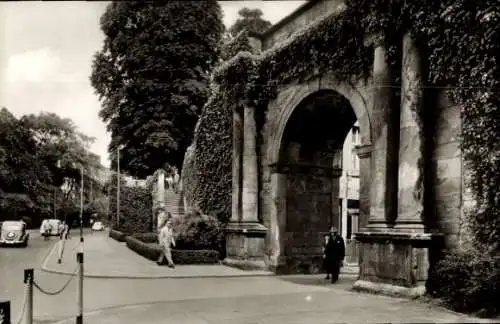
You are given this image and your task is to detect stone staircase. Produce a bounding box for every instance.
[164,188,185,219]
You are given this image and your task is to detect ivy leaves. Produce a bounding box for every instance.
[213,0,499,252]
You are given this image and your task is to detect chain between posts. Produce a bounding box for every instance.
[33,266,79,296]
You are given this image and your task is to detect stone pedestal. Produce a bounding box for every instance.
[225,222,267,265]
[353,232,443,297]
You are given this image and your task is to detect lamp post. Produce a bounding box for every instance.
[116,146,124,229]
[80,165,84,244]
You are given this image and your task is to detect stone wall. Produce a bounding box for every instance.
[432,91,465,248]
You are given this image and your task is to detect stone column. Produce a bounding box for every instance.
[395,33,426,232]
[231,109,243,222]
[242,105,259,222]
[367,39,398,230]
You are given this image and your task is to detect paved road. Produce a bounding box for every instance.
[1,231,491,324]
[0,228,90,324]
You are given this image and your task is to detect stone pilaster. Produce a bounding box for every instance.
[367,40,398,230]
[225,104,267,269]
[355,144,372,229]
[231,109,243,222]
[395,33,426,232]
[242,105,259,222]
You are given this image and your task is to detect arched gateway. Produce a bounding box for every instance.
[226,0,469,297]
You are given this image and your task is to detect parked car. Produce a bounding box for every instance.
[40,219,62,236]
[91,221,104,231]
[0,220,29,247]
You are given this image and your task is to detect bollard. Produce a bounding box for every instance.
[23,269,33,324]
[0,300,11,324]
[76,253,83,324]
[57,237,65,264]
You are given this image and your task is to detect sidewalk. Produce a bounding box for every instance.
[50,280,494,324]
[41,231,275,278]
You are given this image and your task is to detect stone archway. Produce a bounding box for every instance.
[262,77,373,274]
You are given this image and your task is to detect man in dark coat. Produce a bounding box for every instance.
[323,226,345,283]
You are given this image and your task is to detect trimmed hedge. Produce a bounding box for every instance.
[109,174,153,234]
[126,236,220,264]
[427,249,500,317]
[109,229,127,242]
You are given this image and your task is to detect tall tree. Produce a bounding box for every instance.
[228,8,272,37]
[0,108,104,226]
[91,1,225,178]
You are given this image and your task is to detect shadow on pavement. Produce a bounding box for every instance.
[277,274,357,288]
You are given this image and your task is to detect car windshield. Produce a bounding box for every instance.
[2,223,23,231]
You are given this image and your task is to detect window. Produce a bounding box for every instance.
[352,126,360,145]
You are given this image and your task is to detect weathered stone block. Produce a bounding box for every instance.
[354,232,443,297]
[225,222,267,261]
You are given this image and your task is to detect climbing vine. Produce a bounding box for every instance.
[188,0,499,254]
[182,86,233,223]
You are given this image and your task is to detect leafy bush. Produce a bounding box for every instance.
[171,212,224,252]
[427,249,500,317]
[109,175,153,234]
[109,229,127,242]
[126,235,220,264]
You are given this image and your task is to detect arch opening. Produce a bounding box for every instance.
[274,89,361,273]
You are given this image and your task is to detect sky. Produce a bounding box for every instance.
[0,1,305,167]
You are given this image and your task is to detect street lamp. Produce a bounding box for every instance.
[79,164,84,244]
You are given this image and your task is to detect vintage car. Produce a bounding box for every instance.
[40,218,62,236]
[0,220,29,247]
[91,221,104,231]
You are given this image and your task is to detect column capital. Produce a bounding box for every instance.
[355,143,372,159]
[363,33,384,48]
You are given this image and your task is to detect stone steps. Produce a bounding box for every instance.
[164,189,185,219]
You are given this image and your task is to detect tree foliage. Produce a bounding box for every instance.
[90,1,225,178]
[0,108,104,227]
[228,8,272,37]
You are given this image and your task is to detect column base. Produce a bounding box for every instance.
[353,280,426,298]
[393,221,426,233]
[354,231,444,297]
[225,222,268,263]
[364,220,394,232]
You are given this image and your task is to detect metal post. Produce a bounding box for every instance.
[80,167,84,245]
[116,149,120,229]
[23,269,33,324]
[53,188,56,220]
[76,253,83,324]
[0,300,11,324]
